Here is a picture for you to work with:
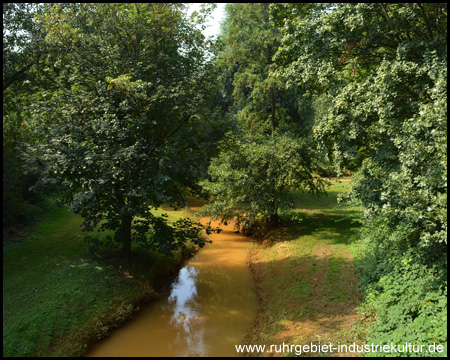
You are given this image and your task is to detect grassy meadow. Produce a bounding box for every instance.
[244,177,368,357]
[3,203,195,357]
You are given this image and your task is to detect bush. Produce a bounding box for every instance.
[356,217,447,357]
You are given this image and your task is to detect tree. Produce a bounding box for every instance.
[27,3,218,259]
[3,3,53,228]
[274,1,447,249]
[199,4,329,235]
[272,3,447,351]
[3,3,49,91]
[201,133,328,233]
[218,3,314,138]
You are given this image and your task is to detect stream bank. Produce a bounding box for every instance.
[243,178,367,357]
[87,214,259,357]
[3,201,203,357]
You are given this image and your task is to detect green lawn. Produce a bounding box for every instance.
[3,203,195,357]
[244,177,368,357]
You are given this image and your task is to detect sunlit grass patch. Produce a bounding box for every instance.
[244,177,366,355]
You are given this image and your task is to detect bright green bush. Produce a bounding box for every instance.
[356,214,447,357]
[359,252,447,356]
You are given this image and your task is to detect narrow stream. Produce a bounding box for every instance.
[87,211,258,357]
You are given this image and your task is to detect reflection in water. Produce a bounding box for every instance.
[169,266,199,333]
[168,266,208,357]
[87,218,258,357]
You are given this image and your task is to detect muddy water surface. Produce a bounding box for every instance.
[87,212,258,357]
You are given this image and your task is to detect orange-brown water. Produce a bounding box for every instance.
[87,216,258,357]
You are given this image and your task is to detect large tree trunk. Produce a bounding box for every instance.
[121,215,132,260]
[267,198,281,228]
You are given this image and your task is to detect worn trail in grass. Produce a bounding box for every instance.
[245,178,366,357]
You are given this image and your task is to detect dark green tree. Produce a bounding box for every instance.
[27,3,218,259]
[218,3,314,138]
[200,3,329,234]
[3,3,53,227]
[3,3,49,91]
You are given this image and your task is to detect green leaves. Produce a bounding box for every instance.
[275,2,447,245]
[201,133,328,230]
[133,214,210,258]
[273,3,447,353]
[25,3,216,258]
[360,251,447,354]
[218,3,314,137]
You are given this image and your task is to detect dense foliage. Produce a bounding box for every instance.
[272,3,447,355]
[217,3,315,137]
[201,133,328,231]
[21,3,221,258]
[200,4,328,232]
[3,3,50,228]
[3,3,447,355]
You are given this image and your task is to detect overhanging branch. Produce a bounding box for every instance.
[3,52,46,92]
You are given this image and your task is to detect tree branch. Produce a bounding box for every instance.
[3,52,46,92]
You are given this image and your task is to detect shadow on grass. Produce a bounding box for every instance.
[290,191,346,210]
[248,250,363,352]
[273,210,361,246]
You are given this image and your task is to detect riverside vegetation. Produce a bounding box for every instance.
[3,178,360,357]
[3,203,201,357]
[243,178,365,357]
[4,3,447,357]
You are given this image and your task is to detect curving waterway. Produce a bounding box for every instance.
[87,205,258,357]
